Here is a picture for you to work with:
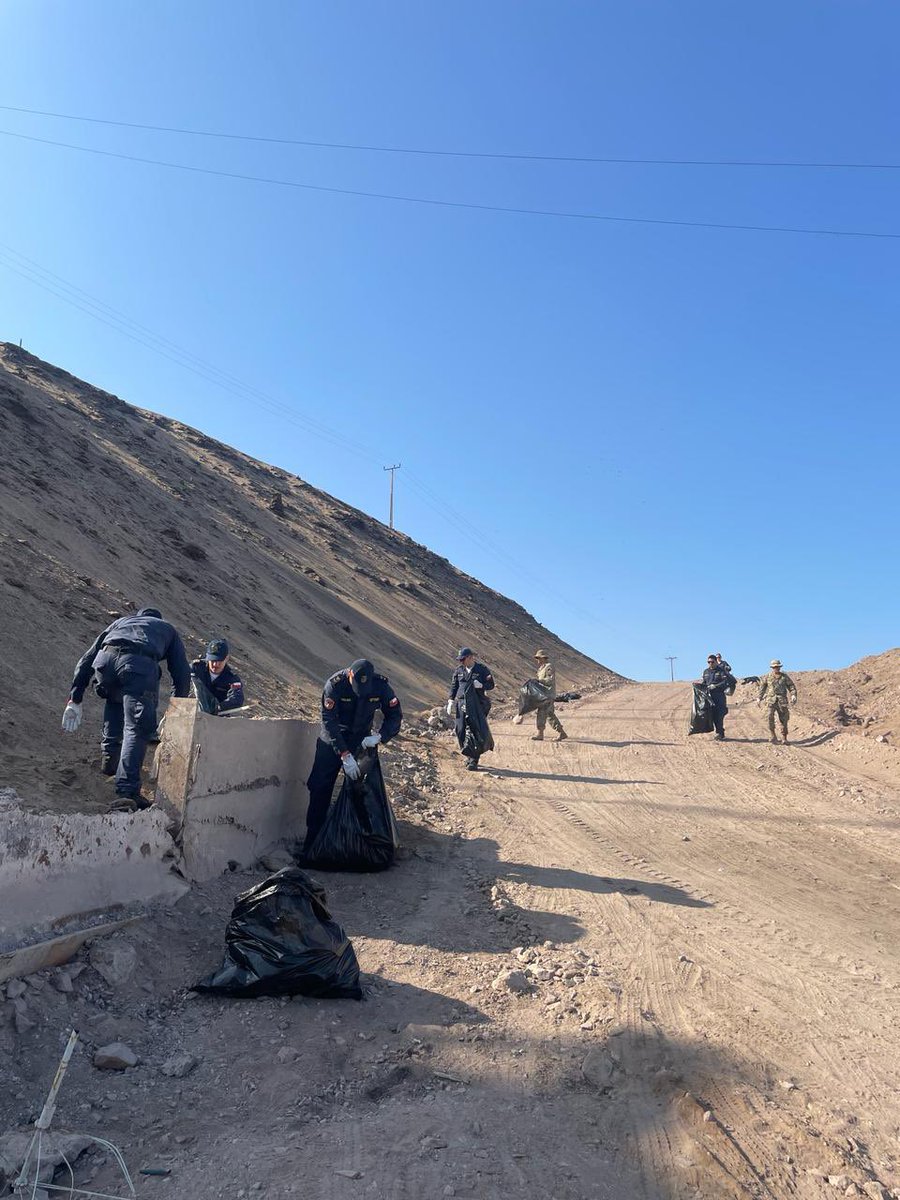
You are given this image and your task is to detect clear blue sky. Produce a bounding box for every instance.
[1,2,897,681]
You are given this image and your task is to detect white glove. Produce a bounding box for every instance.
[62,701,83,733]
[446,700,454,716]
[341,753,361,781]
[473,679,483,689]
[512,714,523,725]
[361,733,381,749]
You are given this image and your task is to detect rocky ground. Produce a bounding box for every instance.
[3,682,900,1200]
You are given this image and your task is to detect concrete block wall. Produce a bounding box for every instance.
[155,700,317,881]
[0,799,186,951]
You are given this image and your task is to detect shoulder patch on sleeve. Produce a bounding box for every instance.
[389,696,399,707]
[324,697,336,710]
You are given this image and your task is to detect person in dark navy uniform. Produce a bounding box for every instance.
[304,658,402,849]
[62,607,191,810]
[190,638,245,714]
[447,647,495,770]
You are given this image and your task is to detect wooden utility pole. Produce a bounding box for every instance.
[665,656,677,682]
[384,464,401,529]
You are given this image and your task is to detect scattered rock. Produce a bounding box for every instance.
[581,1047,615,1089]
[94,1042,139,1070]
[334,1169,363,1179]
[276,1047,300,1064]
[829,1178,854,1191]
[491,970,530,995]
[6,980,26,1000]
[89,939,137,987]
[50,970,74,994]
[862,1185,890,1200]
[160,1052,199,1078]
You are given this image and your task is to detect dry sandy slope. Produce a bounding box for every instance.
[0,342,618,812]
[3,684,898,1200]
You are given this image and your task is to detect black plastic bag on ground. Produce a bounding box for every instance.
[193,867,362,999]
[517,678,552,717]
[688,684,715,735]
[301,752,398,872]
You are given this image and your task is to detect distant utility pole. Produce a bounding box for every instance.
[383,463,401,530]
[665,656,677,682]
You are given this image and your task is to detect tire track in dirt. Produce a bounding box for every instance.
[461,682,900,1197]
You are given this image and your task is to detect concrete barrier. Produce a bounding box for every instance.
[0,795,186,952]
[155,700,317,880]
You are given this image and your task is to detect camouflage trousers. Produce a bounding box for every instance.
[536,703,566,735]
[766,699,790,735]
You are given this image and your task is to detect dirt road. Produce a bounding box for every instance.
[462,681,900,1197]
[3,682,898,1200]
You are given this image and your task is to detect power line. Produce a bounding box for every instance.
[2,127,899,241]
[1,103,897,170]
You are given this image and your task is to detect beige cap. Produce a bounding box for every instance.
[770,659,782,668]
[534,649,548,660]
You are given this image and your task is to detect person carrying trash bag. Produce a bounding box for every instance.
[302,658,402,856]
[447,647,495,771]
[692,654,737,741]
[302,747,399,871]
[193,867,362,999]
[512,650,568,741]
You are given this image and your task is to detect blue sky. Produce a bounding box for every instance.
[1,2,897,681]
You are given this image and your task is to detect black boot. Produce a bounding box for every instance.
[100,756,117,776]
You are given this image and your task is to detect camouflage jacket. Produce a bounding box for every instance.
[758,672,797,704]
[536,661,556,699]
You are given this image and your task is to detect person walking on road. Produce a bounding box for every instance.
[757,660,798,744]
[62,607,191,811]
[447,647,495,770]
[304,658,402,851]
[698,653,736,741]
[531,650,568,742]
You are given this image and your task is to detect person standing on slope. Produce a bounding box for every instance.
[757,659,798,744]
[698,653,736,741]
[447,647,495,770]
[62,607,191,810]
[190,638,245,714]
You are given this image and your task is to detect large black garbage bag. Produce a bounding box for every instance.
[193,867,362,999]
[517,678,552,717]
[454,676,494,758]
[302,752,398,873]
[688,685,715,735]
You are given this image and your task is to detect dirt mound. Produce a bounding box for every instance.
[795,649,900,739]
[0,343,622,811]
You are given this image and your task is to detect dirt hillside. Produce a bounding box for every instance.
[0,342,620,811]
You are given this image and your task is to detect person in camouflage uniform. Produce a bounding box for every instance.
[757,659,798,744]
[532,650,568,742]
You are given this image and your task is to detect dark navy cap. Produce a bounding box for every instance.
[457,647,474,660]
[205,639,229,661]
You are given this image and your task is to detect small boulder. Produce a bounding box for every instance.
[160,1052,199,1078]
[582,1047,616,1089]
[491,970,530,995]
[89,939,137,988]
[94,1043,139,1071]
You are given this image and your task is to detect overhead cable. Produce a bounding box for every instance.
[2,127,898,240]
[0,103,897,170]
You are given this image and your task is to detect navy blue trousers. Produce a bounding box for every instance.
[102,687,159,796]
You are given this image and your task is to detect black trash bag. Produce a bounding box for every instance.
[517,678,552,717]
[688,684,715,735]
[454,675,494,758]
[301,752,398,873]
[555,691,582,704]
[193,867,362,999]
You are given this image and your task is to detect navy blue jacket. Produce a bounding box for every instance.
[319,670,402,756]
[701,664,736,708]
[70,612,191,702]
[190,660,245,711]
[449,662,495,705]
